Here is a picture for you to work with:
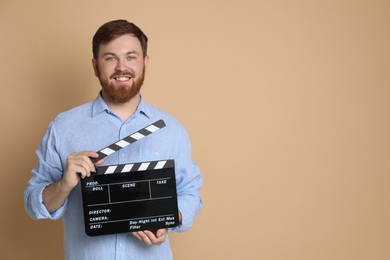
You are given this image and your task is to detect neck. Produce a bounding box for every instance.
[102,92,141,122]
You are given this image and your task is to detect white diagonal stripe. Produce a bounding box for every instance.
[154,160,167,169]
[105,166,117,174]
[145,124,160,133]
[101,148,115,156]
[122,164,134,172]
[131,132,145,140]
[116,140,130,148]
[138,162,150,171]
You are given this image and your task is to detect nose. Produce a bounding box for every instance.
[115,58,127,72]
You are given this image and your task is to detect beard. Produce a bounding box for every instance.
[98,67,146,104]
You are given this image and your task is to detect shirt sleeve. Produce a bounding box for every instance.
[169,126,203,232]
[24,121,67,220]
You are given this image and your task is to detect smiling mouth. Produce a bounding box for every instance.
[114,77,130,81]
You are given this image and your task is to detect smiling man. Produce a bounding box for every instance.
[93,33,147,121]
[24,20,203,260]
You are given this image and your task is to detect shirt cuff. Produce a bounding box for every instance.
[35,185,67,220]
[169,199,193,232]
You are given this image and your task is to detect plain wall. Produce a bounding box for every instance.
[1,0,389,259]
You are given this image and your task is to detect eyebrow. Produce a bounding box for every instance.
[102,51,140,57]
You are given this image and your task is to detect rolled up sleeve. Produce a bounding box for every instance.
[24,121,67,220]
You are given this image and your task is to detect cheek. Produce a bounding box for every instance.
[97,65,114,78]
[132,63,145,74]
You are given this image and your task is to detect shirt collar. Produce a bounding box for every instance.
[91,92,151,119]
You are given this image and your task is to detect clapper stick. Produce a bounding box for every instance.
[90,120,166,164]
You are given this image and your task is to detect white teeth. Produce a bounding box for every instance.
[115,77,130,81]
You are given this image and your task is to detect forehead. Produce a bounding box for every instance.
[98,34,142,56]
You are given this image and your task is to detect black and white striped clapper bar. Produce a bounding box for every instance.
[81,120,180,236]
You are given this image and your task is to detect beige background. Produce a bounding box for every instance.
[1,0,389,259]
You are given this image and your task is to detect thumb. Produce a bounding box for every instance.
[156,229,167,238]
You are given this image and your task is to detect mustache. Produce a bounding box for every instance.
[110,71,135,78]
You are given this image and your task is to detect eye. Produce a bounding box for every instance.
[127,55,137,61]
[105,56,117,61]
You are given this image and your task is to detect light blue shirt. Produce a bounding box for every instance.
[24,94,203,260]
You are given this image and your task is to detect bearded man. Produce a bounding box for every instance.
[24,20,203,260]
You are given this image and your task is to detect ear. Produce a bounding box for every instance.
[92,58,99,77]
[144,55,150,72]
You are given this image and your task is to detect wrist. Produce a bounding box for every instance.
[58,177,75,193]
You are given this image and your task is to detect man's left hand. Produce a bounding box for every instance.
[132,228,168,246]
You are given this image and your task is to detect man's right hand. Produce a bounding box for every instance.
[61,151,103,191]
[43,151,104,213]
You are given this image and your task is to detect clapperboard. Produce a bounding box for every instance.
[81,120,180,236]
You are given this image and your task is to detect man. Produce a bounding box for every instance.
[24,19,203,260]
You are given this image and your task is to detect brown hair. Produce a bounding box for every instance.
[92,19,148,59]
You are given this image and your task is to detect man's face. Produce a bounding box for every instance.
[93,34,148,104]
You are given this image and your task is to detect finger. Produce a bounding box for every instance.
[136,231,153,246]
[82,154,104,172]
[79,157,95,175]
[70,161,91,178]
[132,232,142,241]
[68,153,91,168]
[82,153,98,172]
[94,158,105,167]
[87,151,99,159]
[73,152,98,171]
[155,228,168,239]
[74,166,87,179]
[88,152,102,165]
[144,230,165,245]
